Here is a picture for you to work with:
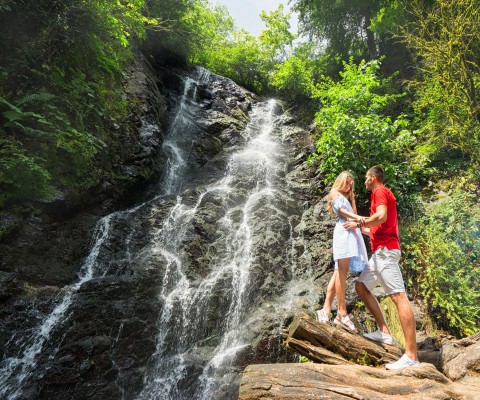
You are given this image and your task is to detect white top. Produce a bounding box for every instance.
[331,194,369,272]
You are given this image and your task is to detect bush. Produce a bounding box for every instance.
[0,0,152,209]
[402,190,480,336]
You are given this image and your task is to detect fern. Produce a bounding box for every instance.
[0,95,44,126]
[0,138,53,206]
[17,91,55,106]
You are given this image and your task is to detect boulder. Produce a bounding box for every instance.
[238,362,476,400]
[440,332,480,381]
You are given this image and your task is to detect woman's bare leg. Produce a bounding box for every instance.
[322,271,337,315]
[335,258,350,317]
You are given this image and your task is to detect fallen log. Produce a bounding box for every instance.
[285,312,402,365]
[286,337,350,365]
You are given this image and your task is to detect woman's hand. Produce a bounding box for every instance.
[343,215,366,231]
[343,220,358,230]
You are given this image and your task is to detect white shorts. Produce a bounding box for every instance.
[357,247,405,296]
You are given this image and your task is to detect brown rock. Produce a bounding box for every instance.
[440,332,480,380]
[238,363,472,400]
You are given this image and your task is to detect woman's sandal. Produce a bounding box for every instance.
[334,314,358,333]
[316,309,329,323]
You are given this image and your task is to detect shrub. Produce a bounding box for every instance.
[402,190,480,336]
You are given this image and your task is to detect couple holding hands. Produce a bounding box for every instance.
[317,166,419,370]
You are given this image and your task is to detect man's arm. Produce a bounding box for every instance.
[366,204,387,226]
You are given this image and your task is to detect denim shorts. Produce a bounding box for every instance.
[357,247,405,295]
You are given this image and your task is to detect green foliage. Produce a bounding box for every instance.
[201,29,265,93]
[271,55,313,100]
[369,0,405,36]
[271,43,319,104]
[258,4,295,63]
[0,88,105,206]
[0,138,53,205]
[293,0,384,76]
[0,0,156,209]
[380,297,405,347]
[308,59,418,211]
[142,0,200,62]
[184,0,235,65]
[187,2,295,94]
[402,190,480,336]
[402,0,480,162]
[357,351,373,366]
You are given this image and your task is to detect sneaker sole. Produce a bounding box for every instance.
[363,334,394,346]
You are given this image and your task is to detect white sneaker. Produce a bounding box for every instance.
[385,354,420,370]
[363,329,394,345]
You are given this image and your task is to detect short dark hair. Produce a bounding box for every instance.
[367,166,384,182]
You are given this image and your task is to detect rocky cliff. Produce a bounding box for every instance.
[0,57,342,399]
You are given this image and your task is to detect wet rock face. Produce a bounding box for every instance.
[36,272,163,400]
[0,60,337,399]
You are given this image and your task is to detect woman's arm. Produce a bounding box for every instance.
[343,205,388,233]
[331,189,359,220]
[338,208,360,220]
[349,190,357,214]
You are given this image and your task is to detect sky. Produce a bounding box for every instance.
[214,0,298,37]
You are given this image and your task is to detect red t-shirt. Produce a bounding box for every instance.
[370,186,400,253]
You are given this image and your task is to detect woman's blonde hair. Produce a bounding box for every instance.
[327,171,354,215]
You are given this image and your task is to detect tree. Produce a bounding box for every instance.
[186,3,296,94]
[402,0,480,162]
[0,0,154,207]
[271,42,318,104]
[293,0,383,72]
[184,0,235,66]
[292,0,413,78]
[258,4,295,64]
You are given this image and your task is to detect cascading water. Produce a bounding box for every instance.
[161,76,197,195]
[136,99,286,400]
[0,68,211,400]
[0,67,319,400]
[0,205,146,400]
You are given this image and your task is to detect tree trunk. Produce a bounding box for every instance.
[285,312,402,366]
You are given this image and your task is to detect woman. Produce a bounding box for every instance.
[316,171,368,332]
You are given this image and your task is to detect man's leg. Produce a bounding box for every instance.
[355,281,390,334]
[389,292,418,360]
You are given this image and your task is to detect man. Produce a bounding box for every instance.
[343,166,419,370]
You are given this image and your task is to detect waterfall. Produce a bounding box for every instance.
[161,76,198,195]
[135,100,285,400]
[0,68,313,400]
[0,205,148,399]
[133,75,299,399]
